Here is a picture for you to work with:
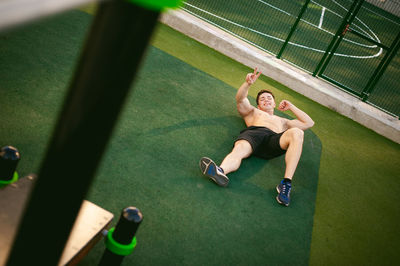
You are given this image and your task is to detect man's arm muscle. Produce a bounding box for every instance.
[236,68,261,117]
[279,100,314,130]
[236,82,254,117]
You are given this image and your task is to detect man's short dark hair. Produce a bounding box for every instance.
[256,89,275,105]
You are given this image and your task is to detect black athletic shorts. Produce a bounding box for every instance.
[235,126,287,159]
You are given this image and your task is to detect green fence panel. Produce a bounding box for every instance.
[362,1,400,48]
[181,0,400,118]
[321,44,387,96]
[320,2,400,100]
[367,48,400,116]
[183,0,304,55]
[280,0,354,73]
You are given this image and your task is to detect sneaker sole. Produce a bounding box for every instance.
[276,184,289,207]
[199,157,229,187]
[276,195,289,207]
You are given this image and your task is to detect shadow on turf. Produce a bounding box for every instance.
[145,115,240,136]
[141,114,313,207]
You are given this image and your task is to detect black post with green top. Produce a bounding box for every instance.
[6,0,182,265]
[99,207,143,265]
[0,146,20,186]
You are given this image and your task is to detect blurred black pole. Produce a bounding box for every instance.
[0,146,20,182]
[7,1,161,265]
[99,207,143,265]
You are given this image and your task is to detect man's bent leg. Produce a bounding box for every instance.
[279,128,304,180]
[220,140,253,174]
[276,128,304,206]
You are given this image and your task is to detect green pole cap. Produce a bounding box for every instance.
[105,227,137,256]
[0,171,19,187]
[127,0,184,11]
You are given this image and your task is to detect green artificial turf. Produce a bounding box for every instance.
[83,45,322,265]
[150,21,400,266]
[0,11,92,176]
[1,4,399,265]
[0,10,321,265]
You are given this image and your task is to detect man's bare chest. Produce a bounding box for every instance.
[246,110,287,133]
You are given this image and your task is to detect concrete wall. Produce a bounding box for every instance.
[160,10,400,144]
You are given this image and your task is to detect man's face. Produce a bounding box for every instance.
[257,92,276,111]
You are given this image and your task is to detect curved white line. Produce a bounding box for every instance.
[328,0,383,58]
[253,0,381,50]
[311,0,378,44]
[183,2,382,59]
[329,0,381,41]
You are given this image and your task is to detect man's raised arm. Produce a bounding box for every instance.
[279,100,315,130]
[236,68,261,117]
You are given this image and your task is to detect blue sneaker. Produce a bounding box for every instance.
[199,157,229,187]
[276,180,292,206]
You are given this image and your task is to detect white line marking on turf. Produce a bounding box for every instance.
[246,0,380,50]
[256,0,292,17]
[310,0,377,47]
[319,7,326,29]
[183,1,382,59]
[330,0,383,57]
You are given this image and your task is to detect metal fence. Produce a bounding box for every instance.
[182,0,400,118]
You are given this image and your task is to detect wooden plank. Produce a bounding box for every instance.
[58,200,113,265]
[0,175,113,265]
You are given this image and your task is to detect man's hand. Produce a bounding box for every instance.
[278,100,293,111]
[245,67,262,85]
[280,100,315,130]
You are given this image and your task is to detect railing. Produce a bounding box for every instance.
[183,0,400,118]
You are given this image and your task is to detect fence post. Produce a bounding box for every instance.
[313,0,364,77]
[277,0,311,59]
